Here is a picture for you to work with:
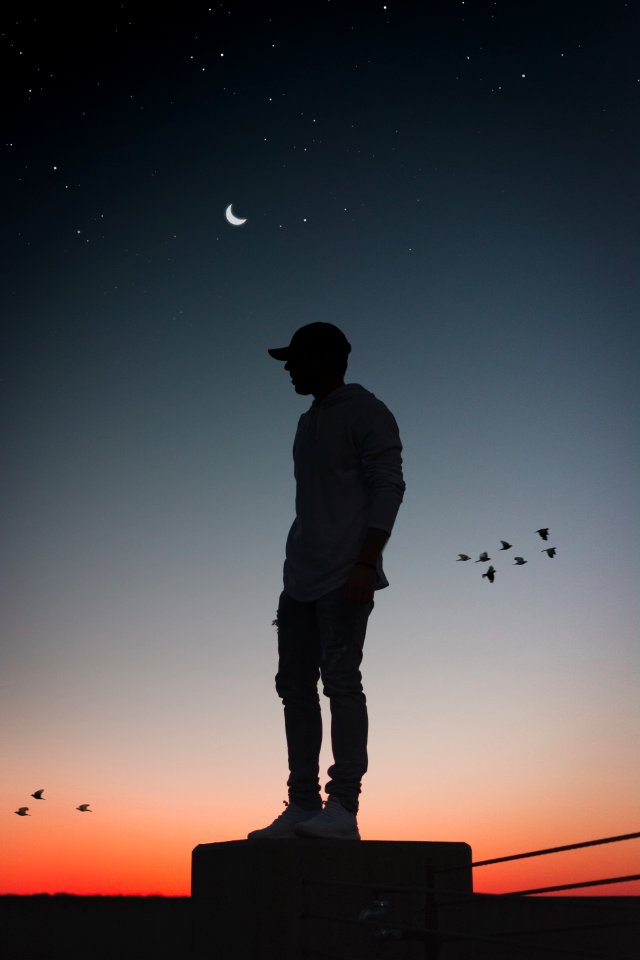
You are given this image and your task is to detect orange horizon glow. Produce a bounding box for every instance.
[3,807,639,898]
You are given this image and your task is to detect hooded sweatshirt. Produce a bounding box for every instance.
[283,383,406,601]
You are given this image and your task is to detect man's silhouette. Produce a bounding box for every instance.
[248,323,405,840]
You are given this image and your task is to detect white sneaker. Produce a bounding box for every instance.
[247,801,321,840]
[294,798,361,840]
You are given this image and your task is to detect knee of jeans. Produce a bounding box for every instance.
[321,673,364,699]
[275,674,319,701]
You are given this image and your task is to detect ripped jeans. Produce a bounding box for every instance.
[274,580,375,815]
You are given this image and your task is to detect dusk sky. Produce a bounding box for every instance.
[2,1,639,896]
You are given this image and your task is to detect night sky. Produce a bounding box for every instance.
[2,1,639,895]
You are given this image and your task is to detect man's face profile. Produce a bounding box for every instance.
[284,351,341,398]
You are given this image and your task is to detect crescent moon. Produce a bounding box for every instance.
[225,204,247,226]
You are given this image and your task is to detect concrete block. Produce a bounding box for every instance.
[191,839,472,959]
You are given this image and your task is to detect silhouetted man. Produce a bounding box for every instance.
[248,322,405,840]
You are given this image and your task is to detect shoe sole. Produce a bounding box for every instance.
[294,827,360,840]
[248,818,320,840]
[246,835,299,840]
[296,834,361,840]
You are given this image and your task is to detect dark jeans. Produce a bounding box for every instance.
[274,579,375,815]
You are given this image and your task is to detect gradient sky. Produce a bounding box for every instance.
[2,1,639,896]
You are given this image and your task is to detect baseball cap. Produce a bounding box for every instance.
[267,322,351,362]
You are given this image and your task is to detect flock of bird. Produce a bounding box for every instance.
[14,789,92,817]
[457,527,557,584]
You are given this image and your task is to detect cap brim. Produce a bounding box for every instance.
[268,347,290,360]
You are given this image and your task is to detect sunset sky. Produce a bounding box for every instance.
[2,1,639,896]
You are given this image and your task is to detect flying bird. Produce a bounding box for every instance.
[536,528,550,540]
[76,804,92,813]
[31,789,45,800]
[476,552,490,562]
[15,807,30,816]
[499,541,512,550]
[513,557,528,565]
[457,554,471,561]
[542,547,557,557]
[482,565,496,583]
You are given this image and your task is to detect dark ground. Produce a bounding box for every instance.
[1,893,638,959]
[0,895,192,960]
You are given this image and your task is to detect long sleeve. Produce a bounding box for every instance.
[354,404,406,535]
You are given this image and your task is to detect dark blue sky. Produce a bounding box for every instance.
[3,1,640,892]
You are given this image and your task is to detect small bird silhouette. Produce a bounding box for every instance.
[476,552,490,562]
[31,789,45,800]
[499,541,512,550]
[536,528,550,541]
[15,807,30,816]
[542,547,557,557]
[457,554,471,561]
[482,565,496,583]
[513,557,528,565]
[76,804,92,813]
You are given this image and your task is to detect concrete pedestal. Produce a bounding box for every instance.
[191,839,472,960]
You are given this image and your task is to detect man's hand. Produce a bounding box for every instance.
[348,563,376,605]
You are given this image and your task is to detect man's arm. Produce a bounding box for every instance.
[358,527,390,566]
[354,404,405,560]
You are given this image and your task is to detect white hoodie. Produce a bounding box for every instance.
[283,383,406,601]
